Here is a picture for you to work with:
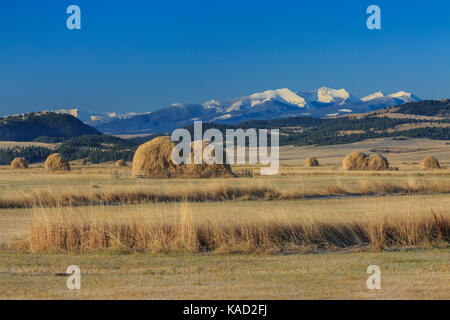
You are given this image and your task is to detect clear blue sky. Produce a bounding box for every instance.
[1,0,449,115]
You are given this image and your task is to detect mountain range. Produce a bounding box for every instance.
[54,86,421,135]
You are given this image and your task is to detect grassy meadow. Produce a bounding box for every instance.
[1,140,449,299]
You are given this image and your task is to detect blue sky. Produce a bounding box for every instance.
[0,0,449,115]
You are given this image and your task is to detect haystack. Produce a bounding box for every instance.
[342,151,389,171]
[421,157,440,169]
[44,153,71,171]
[366,154,389,171]
[305,157,320,167]
[115,159,128,167]
[11,157,28,169]
[132,136,233,178]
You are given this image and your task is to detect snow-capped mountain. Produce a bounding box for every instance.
[51,108,140,126]
[63,87,420,134]
[299,87,361,107]
[361,91,386,102]
[201,88,307,113]
[361,91,420,103]
[387,91,421,103]
[227,88,307,110]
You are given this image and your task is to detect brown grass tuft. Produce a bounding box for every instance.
[21,205,450,253]
[1,178,450,209]
[115,160,128,167]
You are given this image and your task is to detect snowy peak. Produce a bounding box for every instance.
[388,91,420,103]
[362,91,385,102]
[52,108,139,125]
[202,100,222,110]
[300,86,360,106]
[389,91,411,98]
[217,88,308,112]
[248,88,307,108]
[317,87,351,103]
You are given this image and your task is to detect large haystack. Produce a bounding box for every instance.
[132,136,233,178]
[305,157,320,167]
[421,157,440,169]
[11,157,28,169]
[115,160,128,167]
[44,153,71,172]
[342,151,389,171]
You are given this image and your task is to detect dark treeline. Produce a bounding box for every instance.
[0,135,138,165]
[0,146,53,165]
[395,99,450,117]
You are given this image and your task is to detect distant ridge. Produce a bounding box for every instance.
[0,112,101,141]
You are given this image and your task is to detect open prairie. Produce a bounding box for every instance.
[1,139,449,299]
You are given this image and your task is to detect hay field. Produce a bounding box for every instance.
[280,137,450,170]
[0,138,449,299]
[0,141,57,150]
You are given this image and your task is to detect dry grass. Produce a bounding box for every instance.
[20,202,450,253]
[1,178,450,209]
[0,141,57,150]
[2,249,449,299]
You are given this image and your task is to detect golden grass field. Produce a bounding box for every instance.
[0,138,449,299]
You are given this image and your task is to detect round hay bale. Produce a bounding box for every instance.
[132,136,233,178]
[183,140,234,178]
[342,152,369,170]
[11,157,28,169]
[115,159,128,167]
[305,157,320,167]
[367,154,389,171]
[44,153,71,172]
[421,157,440,169]
[342,151,389,171]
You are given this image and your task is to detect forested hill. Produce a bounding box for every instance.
[393,99,450,117]
[0,112,101,141]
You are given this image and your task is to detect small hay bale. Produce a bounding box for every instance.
[44,153,71,172]
[115,160,128,167]
[421,157,440,169]
[132,136,233,178]
[305,157,320,167]
[367,154,389,171]
[11,157,28,169]
[342,151,389,171]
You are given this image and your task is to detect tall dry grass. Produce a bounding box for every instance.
[21,203,450,253]
[2,178,450,209]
